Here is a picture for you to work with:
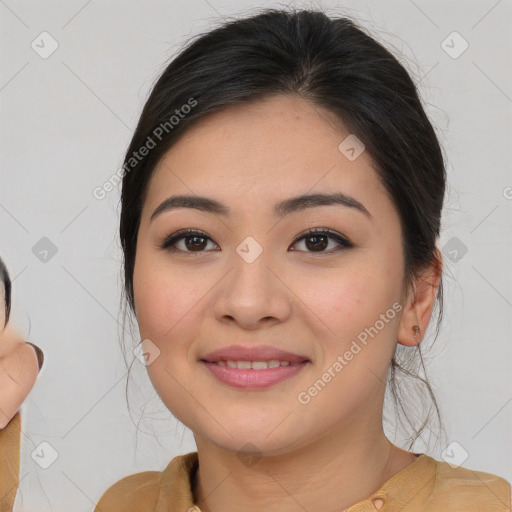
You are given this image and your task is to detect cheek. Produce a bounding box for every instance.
[132,253,201,417]
[133,253,204,342]
[292,254,403,380]
[297,259,402,331]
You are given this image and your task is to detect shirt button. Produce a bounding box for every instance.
[372,497,385,510]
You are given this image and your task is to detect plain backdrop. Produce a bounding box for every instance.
[1,0,511,510]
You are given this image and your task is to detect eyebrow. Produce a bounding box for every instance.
[150,192,371,223]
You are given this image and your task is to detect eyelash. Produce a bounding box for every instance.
[159,228,353,255]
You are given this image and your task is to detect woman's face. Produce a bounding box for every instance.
[133,94,409,455]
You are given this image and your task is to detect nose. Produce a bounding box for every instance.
[211,245,292,330]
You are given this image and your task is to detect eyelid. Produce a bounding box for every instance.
[159,229,217,253]
[291,227,353,248]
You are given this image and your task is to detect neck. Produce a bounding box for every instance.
[192,422,416,512]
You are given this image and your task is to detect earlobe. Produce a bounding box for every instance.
[397,320,423,348]
[397,250,442,347]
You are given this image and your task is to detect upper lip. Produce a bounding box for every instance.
[201,345,309,363]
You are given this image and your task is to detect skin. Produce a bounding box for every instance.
[0,324,41,429]
[132,94,441,512]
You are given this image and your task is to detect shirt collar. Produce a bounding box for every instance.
[156,451,437,512]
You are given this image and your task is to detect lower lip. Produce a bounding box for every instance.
[201,361,309,389]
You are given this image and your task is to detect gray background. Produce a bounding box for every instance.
[1,0,511,510]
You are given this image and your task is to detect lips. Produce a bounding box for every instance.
[200,344,309,364]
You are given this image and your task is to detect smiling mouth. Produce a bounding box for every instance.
[200,359,308,369]
[200,358,310,389]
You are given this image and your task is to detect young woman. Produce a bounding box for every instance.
[94,8,510,512]
[0,256,44,510]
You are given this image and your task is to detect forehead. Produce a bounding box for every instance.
[143,94,387,220]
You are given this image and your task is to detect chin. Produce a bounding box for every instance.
[196,424,304,458]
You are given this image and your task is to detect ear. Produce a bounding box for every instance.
[397,248,442,347]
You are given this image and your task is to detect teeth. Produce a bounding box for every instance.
[214,360,299,369]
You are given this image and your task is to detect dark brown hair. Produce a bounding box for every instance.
[0,256,12,328]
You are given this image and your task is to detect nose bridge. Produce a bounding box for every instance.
[230,234,274,292]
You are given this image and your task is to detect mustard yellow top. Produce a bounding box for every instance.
[1,418,510,512]
[94,450,511,512]
[0,411,21,511]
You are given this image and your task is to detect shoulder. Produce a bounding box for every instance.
[94,452,199,511]
[428,457,511,511]
[94,469,164,511]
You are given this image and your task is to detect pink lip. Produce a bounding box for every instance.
[200,344,309,364]
[201,361,309,389]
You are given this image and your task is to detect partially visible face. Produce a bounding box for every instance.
[0,323,41,429]
[133,94,407,455]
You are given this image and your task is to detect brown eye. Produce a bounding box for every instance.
[183,234,208,251]
[160,229,218,254]
[290,228,353,254]
[304,234,328,251]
